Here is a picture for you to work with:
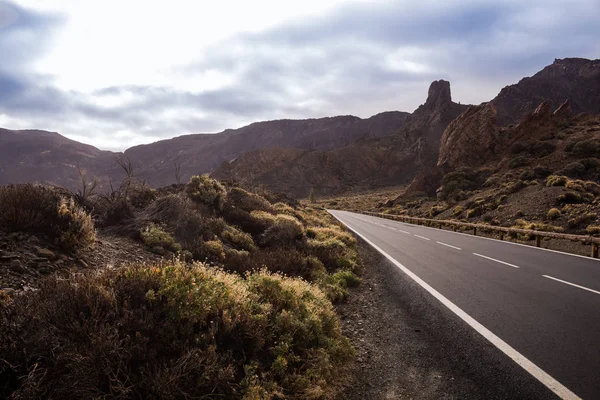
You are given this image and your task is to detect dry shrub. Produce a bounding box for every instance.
[547,208,561,220]
[221,225,257,252]
[306,226,356,247]
[0,261,353,399]
[0,184,95,251]
[186,175,227,211]
[228,248,326,281]
[546,175,568,187]
[514,219,564,233]
[140,223,181,253]
[260,214,305,247]
[225,187,273,214]
[586,225,600,235]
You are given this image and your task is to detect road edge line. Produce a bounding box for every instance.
[329,211,581,400]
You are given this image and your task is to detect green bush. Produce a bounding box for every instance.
[186,175,227,211]
[0,184,95,251]
[140,223,181,253]
[0,262,353,399]
[221,225,257,252]
[429,205,445,217]
[546,175,568,187]
[547,208,561,220]
[452,205,465,217]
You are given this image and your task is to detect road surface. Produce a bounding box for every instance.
[330,210,600,400]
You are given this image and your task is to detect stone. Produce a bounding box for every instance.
[9,259,26,273]
[36,248,56,260]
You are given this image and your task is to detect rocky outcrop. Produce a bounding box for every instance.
[491,58,600,125]
[438,103,500,170]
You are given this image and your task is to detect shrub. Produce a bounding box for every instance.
[587,226,600,235]
[225,187,273,213]
[584,181,600,195]
[306,226,357,247]
[581,158,600,171]
[508,156,530,169]
[129,183,158,208]
[261,214,305,247]
[429,205,445,217]
[140,223,181,253]
[557,192,583,205]
[466,207,482,218]
[565,179,586,192]
[514,219,564,233]
[531,142,556,157]
[510,142,527,154]
[0,262,353,399]
[533,166,552,178]
[546,175,568,187]
[571,140,600,157]
[568,213,596,228]
[560,162,585,178]
[547,208,561,220]
[197,239,226,261]
[221,225,257,252]
[186,175,227,211]
[519,170,535,181]
[0,184,95,251]
[452,206,465,217]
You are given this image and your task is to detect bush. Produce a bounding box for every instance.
[531,142,556,157]
[508,156,530,169]
[565,179,586,192]
[546,175,568,187]
[571,140,600,157]
[547,208,561,220]
[186,175,227,211]
[221,225,257,252]
[429,205,445,217]
[261,214,305,247]
[533,166,552,178]
[466,207,482,218]
[0,184,95,251]
[568,213,596,228]
[140,223,181,253]
[581,158,600,171]
[514,219,564,233]
[510,142,527,154]
[560,162,585,178]
[0,262,353,399]
[519,170,535,181]
[587,226,600,235]
[306,226,356,247]
[557,192,583,205]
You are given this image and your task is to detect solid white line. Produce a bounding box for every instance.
[345,210,600,264]
[436,241,462,250]
[473,253,520,269]
[414,234,431,241]
[543,275,600,296]
[329,211,581,400]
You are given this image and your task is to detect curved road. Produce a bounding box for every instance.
[330,210,600,400]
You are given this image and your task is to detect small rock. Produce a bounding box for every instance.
[78,259,89,268]
[37,248,56,260]
[9,259,26,273]
[33,257,49,263]
[0,254,18,261]
[29,235,40,244]
[54,259,64,267]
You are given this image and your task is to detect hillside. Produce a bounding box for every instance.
[124,112,410,186]
[0,128,122,189]
[213,80,469,198]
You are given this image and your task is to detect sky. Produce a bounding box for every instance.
[1,0,598,151]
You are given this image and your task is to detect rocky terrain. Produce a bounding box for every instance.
[213,80,468,197]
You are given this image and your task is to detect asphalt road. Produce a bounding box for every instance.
[329,210,600,400]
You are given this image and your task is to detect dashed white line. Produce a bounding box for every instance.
[436,241,462,250]
[398,230,411,235]
[473,253,520,269]
[414,234,431,241]
[543,275,600,296]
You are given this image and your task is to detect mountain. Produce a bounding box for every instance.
[0,128,121,189]
[212,81,469,197]
[491,58,600,125]
[124,112,410,187]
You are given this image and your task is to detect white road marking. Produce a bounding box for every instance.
[398,230,411,235]
[543,275,600,296]
[436,241,462,250]
[329,211,581,400]
[473,253,520,269]
[414,234,431,241]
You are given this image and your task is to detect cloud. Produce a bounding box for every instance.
[0,0,598,150]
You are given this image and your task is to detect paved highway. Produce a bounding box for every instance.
[329,210,600,400]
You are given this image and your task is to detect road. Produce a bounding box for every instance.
[329,210,600,400]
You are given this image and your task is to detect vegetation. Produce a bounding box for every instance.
[0,261,353,399]
[186,174,227,211]
[547,208,561,220]
[0,184,95,251]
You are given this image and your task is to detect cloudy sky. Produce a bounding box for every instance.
[1,0,598,150]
